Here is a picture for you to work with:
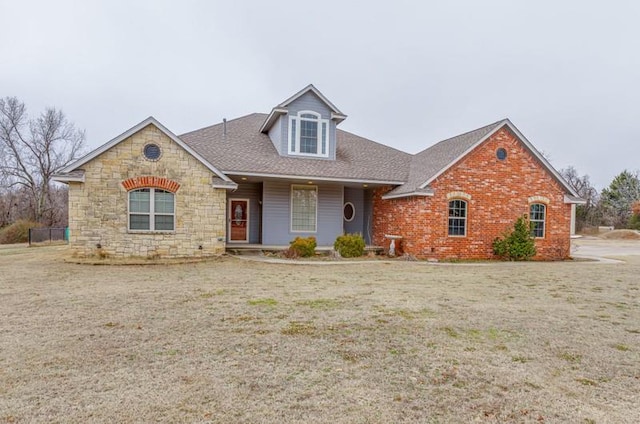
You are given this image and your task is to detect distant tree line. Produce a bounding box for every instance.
[0,97,85,228]
[561,167,640,231]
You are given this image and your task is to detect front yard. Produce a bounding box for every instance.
[1,245,638,423]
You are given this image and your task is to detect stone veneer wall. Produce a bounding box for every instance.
[68,124,227,258]
[372,127,572,260]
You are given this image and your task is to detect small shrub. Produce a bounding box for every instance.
[333,233,365,258]
[628,213,640,231]
[493,216,536,261]
[288,236,316,258]
[0,220,42,244]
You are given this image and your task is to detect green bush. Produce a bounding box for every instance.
[0,220,42,244]
[628,214,640,230]
[288,236,317,258]
[334,233,365,258]
[492,216,536,261]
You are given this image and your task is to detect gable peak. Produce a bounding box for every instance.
[260,84,347,133]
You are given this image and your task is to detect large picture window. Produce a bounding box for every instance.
[530,203,546,238]
[448,199,467,236]
[288,111,329,157]
[129,188,175,231]
[291,185,318,232]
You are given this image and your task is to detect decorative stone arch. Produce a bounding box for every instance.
[121,176,181,193]
[446,191,472,201]
[528,195,550,204]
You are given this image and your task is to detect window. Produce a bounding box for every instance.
[143,143,161,161]
[288,111,329,157]
[530,203,546,238]
[129,188,175,231]
[496,148,507,161]
[343,202,355,222]
[448,199,467,236]
[291,185,317,232]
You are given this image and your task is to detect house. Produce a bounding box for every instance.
[53,84,584,260]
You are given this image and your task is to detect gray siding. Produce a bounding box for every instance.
[280,91,337,160]
[262,181,343,246]
[267,117,282,155]
[363,189,373,245]
[343,187,365,236]
[227,183,262,243]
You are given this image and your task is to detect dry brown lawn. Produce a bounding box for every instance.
[1,245,639,423]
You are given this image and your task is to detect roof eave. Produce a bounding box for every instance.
[381,190,435,200]
[417,119,509,190]
[259,108,288,133]
[52,174,85,183]
[564,195,587,205]
[416,119,582,199]
[224,170,405,186]
[278,84,345,116]
[331,112,347,124]
[212,182,239,190]
[59,117,234,184]
[503,121,581,198]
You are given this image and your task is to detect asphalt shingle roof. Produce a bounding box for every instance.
[180,113,412,183]
[386,120,507,196]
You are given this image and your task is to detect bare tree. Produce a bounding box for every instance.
[0,97,85,224]
[561,166,600,231]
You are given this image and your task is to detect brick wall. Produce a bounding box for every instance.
[372,127,572,260]
[68,124,227,258]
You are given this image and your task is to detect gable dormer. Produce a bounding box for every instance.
[260,84,347,160]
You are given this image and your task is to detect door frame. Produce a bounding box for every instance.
[228,198,250,243]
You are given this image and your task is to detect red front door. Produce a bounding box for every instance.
[229,199,249,242]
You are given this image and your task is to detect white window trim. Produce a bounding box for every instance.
[447,199,468,237]
[290,184,318,233]
[529,203,546,239]
[288,110,330,158]
[128,188,176,233]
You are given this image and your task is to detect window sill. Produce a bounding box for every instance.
[287,153,330,159]
[127,230,176,235]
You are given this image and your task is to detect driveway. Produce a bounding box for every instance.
[571,236,640,262]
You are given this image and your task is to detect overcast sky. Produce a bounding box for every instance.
[2,0,638,190]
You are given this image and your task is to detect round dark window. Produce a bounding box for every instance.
[343,202,355,222]
[496,148,507,161]
[143,144,161,161]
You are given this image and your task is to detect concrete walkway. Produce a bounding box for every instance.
[229,237,640,265]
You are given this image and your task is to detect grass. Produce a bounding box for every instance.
[1,244,639,423]
[295,298,341,309]
[247,297,278,306]
[559,352,583,364]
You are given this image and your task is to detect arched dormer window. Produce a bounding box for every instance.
[288,110,329,157]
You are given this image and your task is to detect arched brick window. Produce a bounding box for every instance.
[129,188,175,231]
[448,199,467,236]
[530,203,546,238]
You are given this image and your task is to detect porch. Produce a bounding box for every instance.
[225,179,377,247]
